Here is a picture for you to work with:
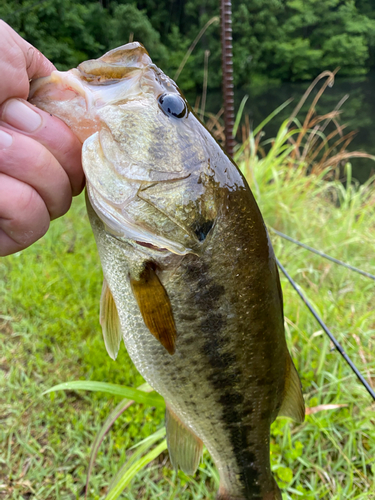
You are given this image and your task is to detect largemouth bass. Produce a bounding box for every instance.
[29,43,304,500]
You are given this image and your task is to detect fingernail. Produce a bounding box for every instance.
[0,130,12,148]
[2,99,42,133]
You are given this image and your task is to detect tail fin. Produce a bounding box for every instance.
[262,481,283,500]
[217,477,282,500]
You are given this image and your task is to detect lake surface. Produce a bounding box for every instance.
[198,73,375,183]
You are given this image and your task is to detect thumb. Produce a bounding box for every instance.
[0,21,56,101]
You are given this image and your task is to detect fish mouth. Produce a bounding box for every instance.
[29,42,180,143]
[134,241,168,252]
[29,42,199,257]
[29,46,150,132]
[108,233,169,253]
[77,42,153,83]
[29,68,89,101]
[29,42,172,106]
[29,42,152,94]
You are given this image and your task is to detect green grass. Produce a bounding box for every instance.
[1,117,375,498]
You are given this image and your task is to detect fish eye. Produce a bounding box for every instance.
[158,93,187,118]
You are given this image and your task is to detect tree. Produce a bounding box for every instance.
[2,0,375,88]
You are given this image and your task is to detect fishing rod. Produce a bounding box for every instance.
[271,228,375,281]
[277,258,375,402]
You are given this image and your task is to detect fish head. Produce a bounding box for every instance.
[29,42,235,257]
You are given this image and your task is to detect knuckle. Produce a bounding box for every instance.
[55,132,83,193]
[24,145,72,219]
[31,145,52,176]
[51,194,71,220]
[17,197,50,244]
[17,182,43,217]
[0,184,50,251]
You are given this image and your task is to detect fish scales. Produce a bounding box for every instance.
[88,176,285,498]
[29,42,304,500]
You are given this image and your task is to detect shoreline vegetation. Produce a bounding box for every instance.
[3,1,375,91]
[1,77,375,498]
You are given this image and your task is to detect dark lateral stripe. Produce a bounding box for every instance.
[185,259,261,498]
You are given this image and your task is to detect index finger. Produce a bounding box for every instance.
[0,21,55,102]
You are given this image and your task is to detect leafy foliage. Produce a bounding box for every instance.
[3,0,375,87]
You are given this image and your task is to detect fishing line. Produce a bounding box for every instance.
[219,0,375,402]
[271,228,375,281]
[276,258,375,401]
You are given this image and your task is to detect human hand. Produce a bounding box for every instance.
[0,21,84,257]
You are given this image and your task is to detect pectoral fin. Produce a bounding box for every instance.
[130,265,176,355]
[165,404,203,475]
[100,279,122,360]
[278,354,305,423]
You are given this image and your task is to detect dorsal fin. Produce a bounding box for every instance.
[278,354,305,423]
[130,265,177,355]
[100,279,122,360]
[165,404,203,475]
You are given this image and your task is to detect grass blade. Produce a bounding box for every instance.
[86,397,133,499]
[173,16,219,81]
[232,95,249,137]
[105,439,168,500]
[43,381,165,408]
[85,382,154,499]
[108,427,167,492]
[252,98,294,137]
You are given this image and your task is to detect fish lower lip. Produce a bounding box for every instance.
[106,232,168,252]
[135,241,168,252]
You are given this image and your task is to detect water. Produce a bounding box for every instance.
[199,73,375,183]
